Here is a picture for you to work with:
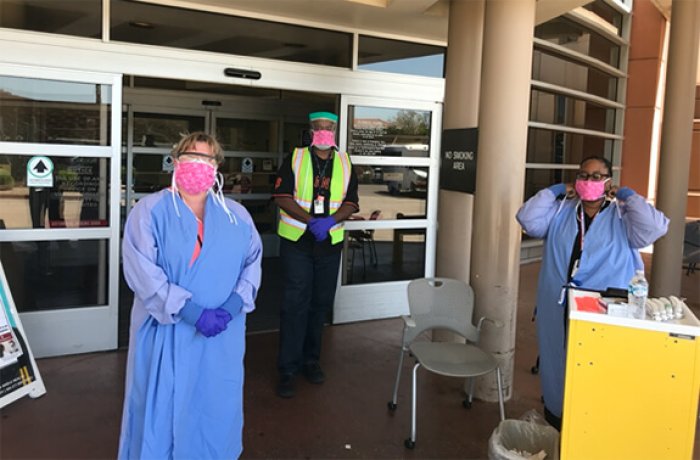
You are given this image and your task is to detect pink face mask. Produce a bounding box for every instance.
[311,130,336,150]
[174,160,216,194]
[575,179,609,201]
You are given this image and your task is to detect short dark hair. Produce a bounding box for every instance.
[580,156,612,176]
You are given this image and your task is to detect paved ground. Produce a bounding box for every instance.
[1,260,698,459]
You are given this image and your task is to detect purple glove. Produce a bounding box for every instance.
[308,216,336,242]
[180,300,231,337]
[615,186,634,201]
[195,308,232,337]
[220,291,243,316]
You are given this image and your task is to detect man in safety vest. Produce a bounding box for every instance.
[273,111,359,398]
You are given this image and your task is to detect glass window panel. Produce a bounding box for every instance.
[220,156,279,194]
[0,155,111,229]
[526,128,614,165]
[355,165,428,219]
[0,239,109,310]
[216,118,276,152]
[110,0,352,68]
[524,168,582,202]
[282,122,310,153]
[530,89,616,133]
[0,0,101,38]
[237,199,276,235]
[532,50,618,100]
[132,153,170,193]
[130,113,205,148]
[535,16,621,67]
[0,76,112,145]
[347,106,431,157]
[342,226,425,285]
[583,1,623,36]
[358,36,445,78]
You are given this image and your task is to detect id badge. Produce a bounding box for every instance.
[313,196,325,214]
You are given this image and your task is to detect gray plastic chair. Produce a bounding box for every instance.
[387,278,506,449]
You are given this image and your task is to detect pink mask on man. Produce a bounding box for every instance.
[174,160,216,194]
[575,179,609,201]
[311,130,336,150]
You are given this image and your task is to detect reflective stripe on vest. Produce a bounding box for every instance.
[278,147,351,244]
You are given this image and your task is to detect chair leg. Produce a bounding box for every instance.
[361,242,367,280]
[388,347,405,410]
[370,240,378,267]
[496,367,506,421]
[463,377,476,408]
[405,362,420,449]
[349,246,357,283]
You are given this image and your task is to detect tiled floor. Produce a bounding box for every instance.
[1,261,698,459]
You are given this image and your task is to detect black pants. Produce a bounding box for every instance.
[277,238,342,375]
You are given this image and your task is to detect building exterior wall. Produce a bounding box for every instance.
[691,86,700,218]
[620,0,666,198]
[622,0,700,219]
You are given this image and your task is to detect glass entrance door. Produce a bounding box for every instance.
[0,64,122,357]
[123,107,208,216]
[334,96,442,323]
[120,92,327,335]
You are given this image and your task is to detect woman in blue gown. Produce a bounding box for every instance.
[516,156,668,429]
[118,132,262,459]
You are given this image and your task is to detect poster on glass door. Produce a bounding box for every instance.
[0,261,46,408]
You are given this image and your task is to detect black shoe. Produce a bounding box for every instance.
[277,373,295,398]
[302,362,325,384]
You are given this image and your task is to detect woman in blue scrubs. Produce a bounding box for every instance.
[118,132,262,459]
[516,156,668,430]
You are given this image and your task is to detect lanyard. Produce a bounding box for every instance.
[577,204,587,252]
[313,152,331,197]
[576,201,606,252]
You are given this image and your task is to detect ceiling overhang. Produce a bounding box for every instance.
[133,0,596,45]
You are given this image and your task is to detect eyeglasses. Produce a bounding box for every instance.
[575,171,610,181]
[176,151,218,163]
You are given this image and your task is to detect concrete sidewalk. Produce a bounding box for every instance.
[1,261,697,459]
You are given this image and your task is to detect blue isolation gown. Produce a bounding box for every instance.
[118,190,262,460]
[516,189,668,418]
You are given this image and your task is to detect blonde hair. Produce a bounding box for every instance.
[172,132,223,163]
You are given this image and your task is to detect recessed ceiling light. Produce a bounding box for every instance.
[129,21,154,29]
[344,0,387,7]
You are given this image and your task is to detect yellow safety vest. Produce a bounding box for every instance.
[278,147,351,245]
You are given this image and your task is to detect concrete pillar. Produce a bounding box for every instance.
[651,0,700,297]
[434,0,484,343]
[470,0,536,401]
[436,0,484,283]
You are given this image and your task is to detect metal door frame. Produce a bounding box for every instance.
[334,95,442,323]
[0,63,122,357]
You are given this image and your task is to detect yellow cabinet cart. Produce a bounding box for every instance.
[561,288,700,460]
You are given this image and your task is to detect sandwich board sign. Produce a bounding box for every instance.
[0,261,46,408]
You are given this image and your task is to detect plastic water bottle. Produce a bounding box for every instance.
[627,270,648,320]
